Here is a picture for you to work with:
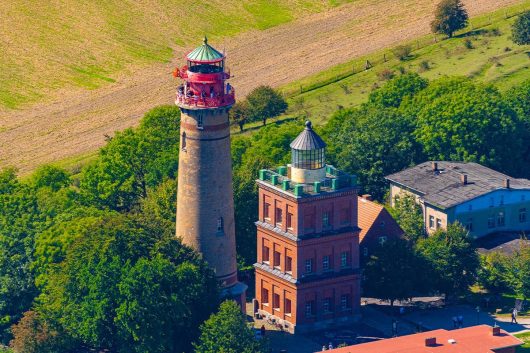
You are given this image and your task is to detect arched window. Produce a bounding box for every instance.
[217,217,224,232]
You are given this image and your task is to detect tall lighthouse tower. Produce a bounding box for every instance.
[174,38,246,304]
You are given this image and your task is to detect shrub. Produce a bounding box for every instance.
[464,38,473,49]
[419,60,431,72]
[392,45,412,61]
[378,69,395,81]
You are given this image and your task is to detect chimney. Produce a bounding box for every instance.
[362,194,373,201]
[425,337,437,347]
[460,174,468,185]
[504,178,510,189]
[432,162,438,172]
[492,326,501,336]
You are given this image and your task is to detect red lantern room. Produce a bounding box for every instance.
[175,37,235,108]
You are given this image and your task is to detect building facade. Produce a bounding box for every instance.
[174,38,246,304]
[357,195,403,263]
[386,161,530,238]
[254,121,361,333]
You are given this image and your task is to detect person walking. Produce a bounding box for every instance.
[511,308,518,324]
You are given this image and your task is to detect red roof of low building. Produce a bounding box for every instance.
[357,196,403,244]
[319,325,522,353]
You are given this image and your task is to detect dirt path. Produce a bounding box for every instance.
[0,0,522,173]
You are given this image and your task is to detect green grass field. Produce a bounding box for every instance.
[516,332,530,352]
[266,2,530,127]
[0,0,354,109]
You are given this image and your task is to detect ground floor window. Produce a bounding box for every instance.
[341,294,350,310]
[323,298,333,313]
[429,215,435,229]
[305,301,315,317]
[436,218,442,229]
[520,208,527,223]
[341,251,348,267]
[285,299,292,315]
[497,212,505,227]
[488,216,495,229]
[305,259,313,274]
[262,288,269,305]
[273,293,280,310]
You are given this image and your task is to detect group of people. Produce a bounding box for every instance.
[451,315,465,329]
[177,83,233,103]
[321,342,334,351]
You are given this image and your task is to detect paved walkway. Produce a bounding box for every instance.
[361,305,417,337]
[402,304,530,335]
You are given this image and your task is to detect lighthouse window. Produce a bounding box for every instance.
[197,113,203,129]
[217,217,224,232]
[181,132,187,151]
[292,148,325,170]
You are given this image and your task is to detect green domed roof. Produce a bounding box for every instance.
[186,37,225,63]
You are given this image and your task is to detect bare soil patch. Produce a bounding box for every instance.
[0,0,522,173]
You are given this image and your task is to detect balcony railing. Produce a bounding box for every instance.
[175,91,235,108]
[258,165,357,196]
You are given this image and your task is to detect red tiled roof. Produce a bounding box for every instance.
[319,325,522,353]
[357,196,403,243]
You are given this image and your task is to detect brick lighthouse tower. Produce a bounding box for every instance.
[174,37,246,304]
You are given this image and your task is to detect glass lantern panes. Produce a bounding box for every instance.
[292,148,325,170]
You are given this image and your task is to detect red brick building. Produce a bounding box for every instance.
[357,195,404,263]
[254,121,361,333]
[321,325,523,353]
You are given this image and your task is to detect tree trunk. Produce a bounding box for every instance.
[239,122,244,132]
[262,118,266,126]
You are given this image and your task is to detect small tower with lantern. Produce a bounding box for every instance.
[254,121,361,333]
[174,38,246,305]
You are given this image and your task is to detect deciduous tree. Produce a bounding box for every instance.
[230,101,251,132]
[325,107,422,200]
[194,300,265,353]
[417,223,479,297]
[246,86,287,126]
[412,78,527,177]
[363,239,430,306]
[512,11,530,45]
[389,193,424,241]
[431,0,468,38]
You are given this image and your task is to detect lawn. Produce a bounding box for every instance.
[269,2,530,127]
[0,0,352,109]
[516,332,530,352]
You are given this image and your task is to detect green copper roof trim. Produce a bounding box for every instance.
[186,36,225,63]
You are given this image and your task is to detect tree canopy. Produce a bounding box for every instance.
[363,239,430,306]
[512,10,530,45]
[431,0,468,38]
[246,86,288,126]
[194,300,265,353]
[416,223,479,297]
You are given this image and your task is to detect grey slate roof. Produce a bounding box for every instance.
[385,161,530,209]
[290,121,326,150]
